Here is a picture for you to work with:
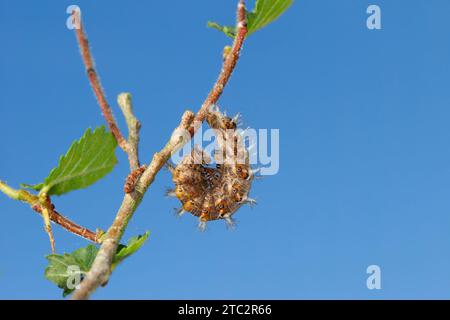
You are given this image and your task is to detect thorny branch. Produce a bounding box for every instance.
[71,0,248,299]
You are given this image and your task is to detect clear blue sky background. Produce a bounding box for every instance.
[2,0,450,299]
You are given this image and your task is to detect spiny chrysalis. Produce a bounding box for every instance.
[167,105,256,230]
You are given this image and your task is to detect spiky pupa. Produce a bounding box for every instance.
[167,105,256,230]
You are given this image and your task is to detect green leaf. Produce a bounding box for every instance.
[20,183,44,191]
[45,245,98,297]
[25,126,118,196]
[113,231,150,268]
[246,0,293,35]
[45,232,149,297]
[208,0,293,38]
[207,21,237,38]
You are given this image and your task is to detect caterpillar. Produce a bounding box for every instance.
[167,105,256,230]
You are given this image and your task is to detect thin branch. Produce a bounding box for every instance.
[0,181,100,243]
[74,14,127,150]
[118,93,141,170]
[39,194,56,253]
[71,0,248,300]
[74,12,141,171]
[0,181,19,199]
[190,0,248,135]
[32,204,100,243]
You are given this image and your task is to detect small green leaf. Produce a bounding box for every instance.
[208,0,293,38]
[20,183,44,191]
[45,246,98,297]
[207,21,237,38]
[45,232,150,297]
[113,231,150,267]
[25,126,118,196]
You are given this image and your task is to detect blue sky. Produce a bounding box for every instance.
[2,0,450,299]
